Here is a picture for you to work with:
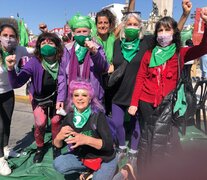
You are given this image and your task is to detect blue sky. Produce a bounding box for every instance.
[0,0,206,35]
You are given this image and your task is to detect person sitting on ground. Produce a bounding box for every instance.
[53,80,117,180]
[6,32,65,163]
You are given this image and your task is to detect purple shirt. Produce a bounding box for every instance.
[57,43,109,103]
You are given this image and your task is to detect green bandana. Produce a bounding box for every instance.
[42,59,59,80]
[40,45,57,57]
[74,35,91,47]
[73,106,91,128]
[75,43,88,63]
[149,43,176,68]
[2,50,10,71]
[173,84,187,117]
[96,33,115,64]
[69,14,92,31]
[121,38,140,62]
[124,28,140,41]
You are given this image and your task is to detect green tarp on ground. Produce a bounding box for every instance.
[1,124,207,180]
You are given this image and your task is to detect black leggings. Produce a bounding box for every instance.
[0,90,15,157]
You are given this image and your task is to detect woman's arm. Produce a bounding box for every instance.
[128,51,150,115]
[177,0,192,31]
[128,0,135,12]
[57,48,70,109]
[54,125,74,148]
[183,8,207,62]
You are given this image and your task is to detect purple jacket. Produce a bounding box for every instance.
[57,43,109,102]
[8,48,69,97]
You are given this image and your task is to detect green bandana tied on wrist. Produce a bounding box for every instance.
[73,106,92,128]
[121,38,140,62]
[42,59,59,80]
[149,43,176,68]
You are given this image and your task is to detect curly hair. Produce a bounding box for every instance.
[95,9,116,32]
[34,32,63,62]
[153,16,181,53]
[68,79,105,113]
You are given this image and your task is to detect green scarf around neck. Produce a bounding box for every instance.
[42,59,59,80]
[75,42,88,63]
[149,43,176,68]
[96,32,115,64]
[121,38,140,63]
[73,106,91,128]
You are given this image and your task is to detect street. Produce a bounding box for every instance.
[9,101,34,152]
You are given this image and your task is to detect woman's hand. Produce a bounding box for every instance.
[6,55,16,71]
[57,125,74,140]
[56,101,64,110]
[182,0,192,16]
[65,131,103,150]
[108,64,114,73]
[65,132,86,149]
[128,106,138,116]
[85,40,98,55]
[201,7,207,24]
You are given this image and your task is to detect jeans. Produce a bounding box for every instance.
[53,153,118,180]
[200,54,207,78]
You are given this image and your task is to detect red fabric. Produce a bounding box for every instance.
[81,158,103,171]
[130,24,207,108]
[33,106,61,147]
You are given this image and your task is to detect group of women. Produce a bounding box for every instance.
[1,0,207,179]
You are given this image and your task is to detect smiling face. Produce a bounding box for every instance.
[96,16,110,36]
[72,89,91,113]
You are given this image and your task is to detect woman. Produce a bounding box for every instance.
[110,0,192,171]
[128,7,207,174]
[56,14,109,112]
[6,32,64,163]
[53,80,117,180]
[0,23,31,176]
[95,1,135,115]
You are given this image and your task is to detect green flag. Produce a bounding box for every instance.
[181,28,193,46]
[17,19,29,47]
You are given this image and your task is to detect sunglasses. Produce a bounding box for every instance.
[40,26,47,29]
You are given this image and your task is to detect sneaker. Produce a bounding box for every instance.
[0,158,12,176]
[4,147,20,159]
[116,148,127,164]
[33,147,45,163]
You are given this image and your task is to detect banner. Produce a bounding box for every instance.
[192,8,204,45]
